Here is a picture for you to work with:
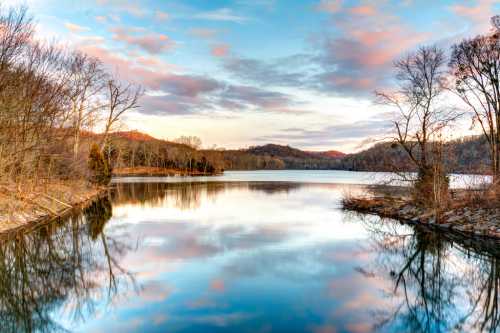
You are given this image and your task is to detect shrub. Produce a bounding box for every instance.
[87,144,111,185]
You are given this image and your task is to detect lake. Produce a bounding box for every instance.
[0,171,498,333]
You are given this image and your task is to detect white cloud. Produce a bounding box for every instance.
[194,8,248,23]
[64,22,90,33]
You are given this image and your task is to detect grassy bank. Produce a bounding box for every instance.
[0,181,107,234]
[113,166,221,177]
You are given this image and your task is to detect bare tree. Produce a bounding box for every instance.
[100,78,142,150]
[174,135,202,149]
[449,19,500,180]
[376,46,456,208]
[0,5,33,86]
[65,52,105,159]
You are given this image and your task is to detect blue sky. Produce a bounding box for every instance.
[11,0,500,152]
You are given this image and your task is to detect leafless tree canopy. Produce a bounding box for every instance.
[376,46,455,207]
[449,24,500,177]
[0,5,143,183]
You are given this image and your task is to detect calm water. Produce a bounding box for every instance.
[112,170,491,188]
[1,171,499,333]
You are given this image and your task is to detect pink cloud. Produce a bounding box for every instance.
[79,45,217,97]
[64,22,90,33]
[316,2,429,94]
[96,0,147,17]
[135,56,178,71]
[110,26,175,54]
[155,11,169,21]
[210,279,225,292]
[316,0,343,13]
[324,75,374,90]
[450,0,497,32]
[78,41,293,114]
[345,323,372,333]
[349,5,376,16]
[189,28,219,39]
[211,44,230,57]
[95,16,107,24]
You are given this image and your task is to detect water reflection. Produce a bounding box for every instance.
[0,198,135,333]
[358,216,500,332]
[111,181,304,210]
[0,181,498,332]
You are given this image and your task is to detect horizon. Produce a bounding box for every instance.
[15,0,500,153]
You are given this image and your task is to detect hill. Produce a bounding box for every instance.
[221,143,344,170]
[338,135,491,174]
[310,150,346,159]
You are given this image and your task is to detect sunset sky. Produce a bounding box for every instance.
[14,0,500,152]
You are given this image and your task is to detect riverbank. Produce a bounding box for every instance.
[0,180,107,234]
[343,192,500,239]
[113,167,220,177]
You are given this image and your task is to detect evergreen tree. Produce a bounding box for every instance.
[88,144,111,185]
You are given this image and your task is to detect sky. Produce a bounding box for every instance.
[8,0,500,152]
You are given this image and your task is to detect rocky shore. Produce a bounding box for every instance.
[343,195,500,239]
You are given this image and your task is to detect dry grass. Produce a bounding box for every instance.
[450,184,500,209]
[0,180,104,233]
[113,166,219,176]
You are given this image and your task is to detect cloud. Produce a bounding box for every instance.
[316,0,343,13]
[210,279,225,292]
[64,22,90,33]
[189,28,219,39]
[96,0,147,17]
[222,54,314,88]
[313,2,429,96]
[220,85,294,111]
[110,26,175,54]
[155,10,169,21]
[195,8,249,23]
[349,5,376,15]
[95,15,107,24]
[211,44,230,57]
[449,0,497,32]
[255,118,392,149]
[78,43,297,116]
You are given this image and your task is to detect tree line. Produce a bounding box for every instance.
[99,131,222,175]
[0,6,141,185]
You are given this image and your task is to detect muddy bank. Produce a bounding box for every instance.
[0,181,108,234]
[343,195,500,239]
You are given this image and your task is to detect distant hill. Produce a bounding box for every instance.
[246,144,346,160]
[338,135,491,174]
[112,130,157,142]
[221,143,344,170]
[310,150,346,159]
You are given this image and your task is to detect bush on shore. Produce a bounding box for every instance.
[88,144,111,185]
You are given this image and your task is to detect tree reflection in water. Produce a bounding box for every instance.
[111,181,304,210]
[0,197,135,333]
[358,214,500,333]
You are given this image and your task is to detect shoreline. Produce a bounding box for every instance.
[0,181,109,236]
[112,167,221,177]
[343,194,500,240]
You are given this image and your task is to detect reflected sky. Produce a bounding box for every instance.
[112,170,492,189]
[1,176,499,333]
